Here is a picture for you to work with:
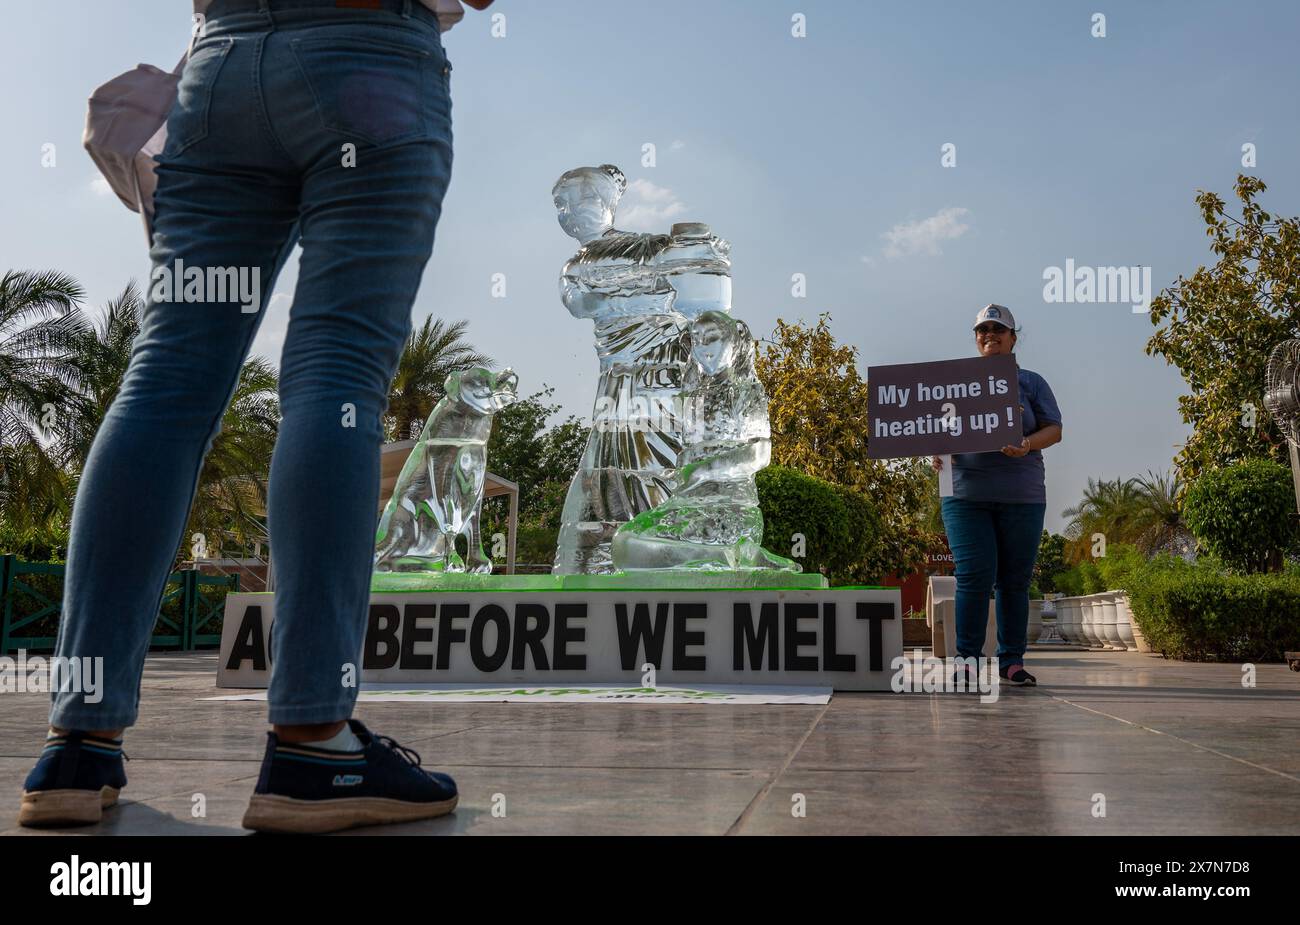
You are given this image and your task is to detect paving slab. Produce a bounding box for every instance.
[0,647,1296,835]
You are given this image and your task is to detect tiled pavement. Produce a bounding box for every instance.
[2,647,1298,835]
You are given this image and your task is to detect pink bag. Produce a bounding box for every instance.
[82,51,188,242]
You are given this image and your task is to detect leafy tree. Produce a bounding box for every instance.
[1053,564,1083,597]
[480,386,589,564]
[1033,531,1068,593]
[385,316,492,442]
[755,314,933,580]
[1146,175,1300,485]
[1078,559,1104,594]
[1182,458,1298,573]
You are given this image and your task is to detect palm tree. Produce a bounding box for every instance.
[52,284,279,559]
[186,356,281,560]
[1061,476,1145,560]
[385,316,491,441]
[60,283,143,470]
[1,271,286,565]
[1131,469,1193,556]
[0,442,74,557]
[0,270,87,535]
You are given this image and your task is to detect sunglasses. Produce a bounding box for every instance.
[975,324,1008,336]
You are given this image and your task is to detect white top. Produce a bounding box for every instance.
[191,0,465,32]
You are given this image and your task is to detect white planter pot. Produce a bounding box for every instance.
[1114,593,1137,650]
[1028,600,1043,643]
[1086,595,1109,648]
[1068,598,1085,646]
[1121,593,1155,653]
[1099,594,1124,649]
[1060,595,1081,646]
[1056,598,1076,644]
[1079,597,1101,647]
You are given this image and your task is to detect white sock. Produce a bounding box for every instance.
[306,724,363,752]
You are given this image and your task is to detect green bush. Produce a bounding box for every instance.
[1183,459,1299,573]
[1033,531,1068,593]
[1054,564,1084,596]
[0,521,68,562]
[830,484,884,584]
[513,523,560,570]
[1096,543,1144,590]
[1124,557,1300,661]
[1054,545,1156,596]
[756,465,881,584]
[1078,559,1105,594]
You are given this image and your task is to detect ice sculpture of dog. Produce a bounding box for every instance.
[374,367,518,575]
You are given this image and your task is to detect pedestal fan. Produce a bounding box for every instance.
[1264,339,1300,513]
[1262,339,1300,671]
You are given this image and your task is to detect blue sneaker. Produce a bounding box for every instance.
[241,719,458,834]
[19,730,128,827]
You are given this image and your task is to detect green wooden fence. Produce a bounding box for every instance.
[0,555,239,654]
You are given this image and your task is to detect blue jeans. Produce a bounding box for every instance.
[51,0,453,728]
[940,498,1046,664]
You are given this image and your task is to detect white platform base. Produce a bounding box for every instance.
[216,587,904,692]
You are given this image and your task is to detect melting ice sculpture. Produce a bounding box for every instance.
[374,367,518,575]
[611,311,800,571]
[549,163,795,573]
[550,164,735,574]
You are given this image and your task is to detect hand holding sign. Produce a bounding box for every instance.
[867,355,1022,459]
[1001,437,1031,457]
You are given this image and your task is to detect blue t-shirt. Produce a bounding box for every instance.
[951,367,1061,504]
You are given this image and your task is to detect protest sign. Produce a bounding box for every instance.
[867,355,1022,459]
[216,589,904,692]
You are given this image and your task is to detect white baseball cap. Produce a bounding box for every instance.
[973,303,1016,331]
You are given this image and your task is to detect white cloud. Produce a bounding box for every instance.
[89,175,114,197]
[617,178,688,230]
[881,207,971,259]
[670,139,686,151]
[248,244,302,367]
[249,291,293,366]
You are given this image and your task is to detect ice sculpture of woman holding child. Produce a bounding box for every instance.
[612,310,801,572]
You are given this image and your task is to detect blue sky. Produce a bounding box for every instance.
[3,0,1299,531]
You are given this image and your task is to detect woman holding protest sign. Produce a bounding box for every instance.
[932,305,1062,687]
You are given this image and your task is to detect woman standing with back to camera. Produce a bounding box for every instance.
[933,305,1063,687]
[19,0,494,835]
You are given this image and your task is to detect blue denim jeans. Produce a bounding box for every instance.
[51,0,453,728]
[940,498,1046,664]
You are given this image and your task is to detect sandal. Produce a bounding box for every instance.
[999,663,1037,686]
